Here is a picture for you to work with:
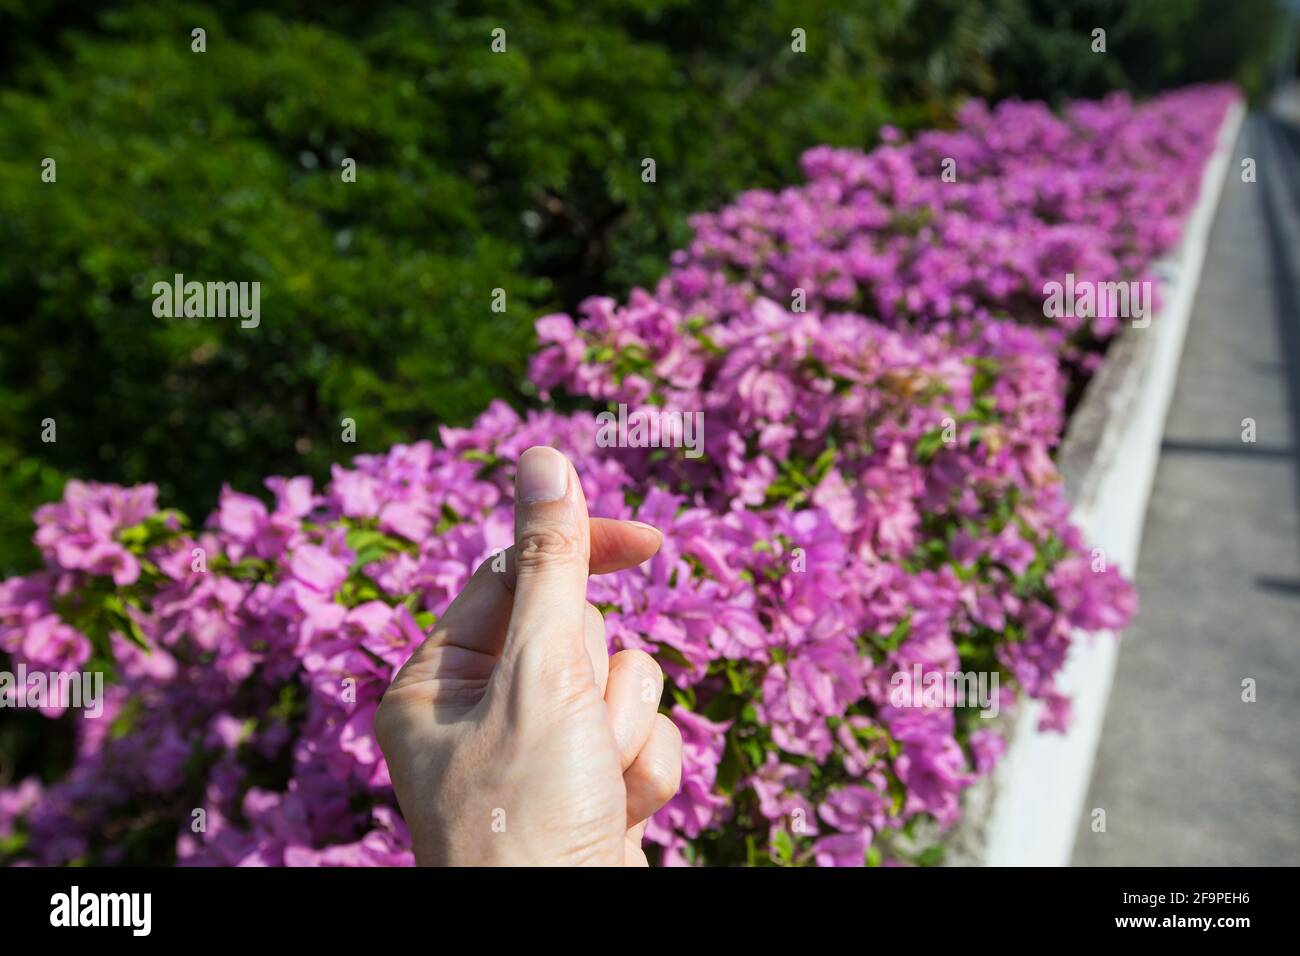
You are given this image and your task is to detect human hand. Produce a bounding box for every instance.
[375,445,682,865]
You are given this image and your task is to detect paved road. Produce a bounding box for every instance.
[1072,111,1300,866]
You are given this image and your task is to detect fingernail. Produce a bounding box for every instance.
[517,446,569,503]
[627,520,663,539]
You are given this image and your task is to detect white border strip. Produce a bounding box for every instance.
[979,99,1246,867]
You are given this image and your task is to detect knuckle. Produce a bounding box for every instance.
[617,648,662,687]
[656,712,683,750]
[648,763,680,804]
[514,523,584,571]
[373,696,402,753]
[645,752,682,802]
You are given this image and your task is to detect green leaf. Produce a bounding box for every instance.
[103,594,149,651]
[915,427,946,463]
[771,828,794,865]
[654,643,695,674]
[345,528,410,571]
[715,732,745,794]
[916,845,946,867]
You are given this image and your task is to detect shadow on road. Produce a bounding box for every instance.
[1160,438,1294,457]
[1258,114,1300,561]
[1254,574,1300,597]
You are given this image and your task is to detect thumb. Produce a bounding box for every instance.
[499,445,592,675]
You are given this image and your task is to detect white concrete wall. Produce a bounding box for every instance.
[978,100,1246,866]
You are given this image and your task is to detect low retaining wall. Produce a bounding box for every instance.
[946,98,1246,867]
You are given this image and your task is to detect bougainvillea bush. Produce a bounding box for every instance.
[0,84,1234,866]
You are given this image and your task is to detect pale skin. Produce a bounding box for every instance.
[375,445,682,865]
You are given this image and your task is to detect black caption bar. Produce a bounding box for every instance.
[0,865,1285,942]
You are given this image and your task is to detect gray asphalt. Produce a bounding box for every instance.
[1072,111,1300,866]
